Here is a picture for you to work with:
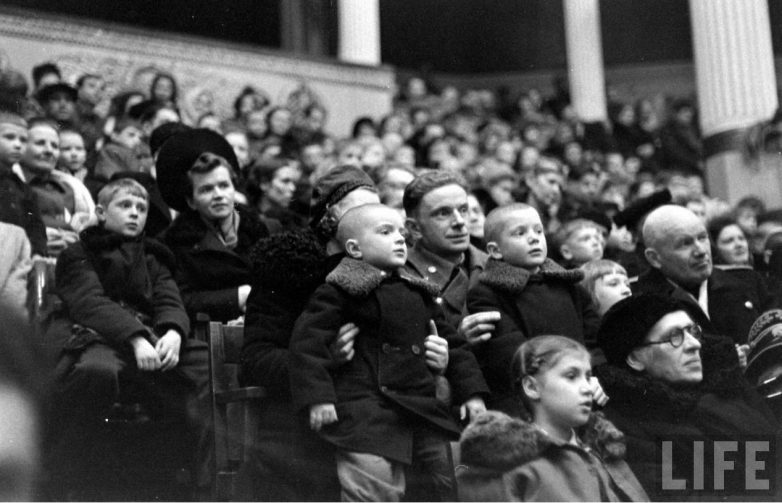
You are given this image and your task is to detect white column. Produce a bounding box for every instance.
[689,0,780,205]
[690,0,777,136]
[562,0,607,122]
[338,0,381,66]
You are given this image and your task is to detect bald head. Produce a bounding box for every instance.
[337,203,403,246]
[642,205,712,289]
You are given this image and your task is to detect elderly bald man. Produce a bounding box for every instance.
[633,204,775,345]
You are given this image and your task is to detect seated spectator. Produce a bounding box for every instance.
[89,117,145,198]
[223,126,250,172]
[552,218,605,269]
[149,71,178,109]
[45,177,208,497]
[522,157,564,234]
[634,204,774,344]
[31,62,61,95]
[56,129,88,182]
[458,336,647,502]
[466,192,487,251]
[158,129,270,322]
[0,112,47,255]
[745,309,782,419]
[289,203,487,501]
[245,157,304,229]
[36,82,80,132]
[374,163,415,214]
[579,259,631,317]
[708,214,752,267]
[594,293,779,500]
[466,203,601,416]
[138,102,180,138]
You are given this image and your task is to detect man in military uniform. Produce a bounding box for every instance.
[403,170,500,344]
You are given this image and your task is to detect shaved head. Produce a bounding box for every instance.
[642,204,712,289]
[336,203,403,246]
[484,203,536,245]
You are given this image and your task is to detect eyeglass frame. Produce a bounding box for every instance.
[638,323,703,348]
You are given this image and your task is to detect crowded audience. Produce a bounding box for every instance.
[2,55,782,502]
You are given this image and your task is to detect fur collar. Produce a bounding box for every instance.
[593,335,747,418]
[327,257,440,298]
[80,225,176,272]
[460,410,626,472]
[479,258,584,294]
[163,204,267,250]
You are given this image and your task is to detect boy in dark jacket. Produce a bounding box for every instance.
[47,177,207,492]
[466,203,602,416]
[290,203,488,501]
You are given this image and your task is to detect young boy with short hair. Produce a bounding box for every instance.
[553,217,605,268]
[466,203,601,416]
[290,203,488,501]
[0,112,47,256]
[47,177,207,492]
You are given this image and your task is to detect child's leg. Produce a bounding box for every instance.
[408,425,457,502]
[335,450,405,502]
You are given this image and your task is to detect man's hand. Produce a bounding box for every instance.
[589,376,609,407]
[130,335,162,371]
[155,329,182,371]
[330,322,358,364]
[460,396,486,423]
[309,403,338,431]
[425,320,448,374]
[458,311,500,346]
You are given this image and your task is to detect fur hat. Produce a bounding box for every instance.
[746,309,782,382]
[155,128,238,212]
[309,165,375,228]
[598,293,689,366]
[35,82,77,104]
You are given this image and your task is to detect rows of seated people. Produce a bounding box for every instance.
[2,59,782,501]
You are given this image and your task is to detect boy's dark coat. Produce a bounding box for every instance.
[290,257,489,464]
[467,258,599,416]
[48,225,189,352]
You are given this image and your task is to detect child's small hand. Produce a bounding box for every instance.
[736,344,749,369]
[589,376,609,407]
[155,329,182,371]
[425,320,448,375]
[130,335,162,371]
[460,396,486,423]
[309,403,338,431]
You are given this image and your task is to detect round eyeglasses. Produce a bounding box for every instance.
[640,323,703,348]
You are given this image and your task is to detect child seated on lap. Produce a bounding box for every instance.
[467,203,603,416]
[290,203,488,501]
[47,177,208,492]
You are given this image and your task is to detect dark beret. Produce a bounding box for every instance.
[613,189,672,231]
[309,165,375,228]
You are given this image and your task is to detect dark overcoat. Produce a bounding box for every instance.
[290,257,489,464]
[162,205,269,323]
[466,258,599,416]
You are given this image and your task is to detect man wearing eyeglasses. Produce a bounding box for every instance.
[633,204,774,346]
[593,293,779,500]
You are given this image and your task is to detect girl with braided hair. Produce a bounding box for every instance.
[457,336,647,501]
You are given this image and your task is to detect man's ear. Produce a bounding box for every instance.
[521,375,540,401]
[644,247,662,269]
[486,241,503,260]
[95,204,106,223]
[560,244,573,260]
[626,348,646,372]
[405,218,422,241]
[186,196,196,211]
[345,239,362,259]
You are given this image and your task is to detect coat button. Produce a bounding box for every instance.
[745,301,754,309]
[435,297,443,304]
[411,344,421,355]
[382,343,391,354]
[428,266,437,274]
[380,386,389,393]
